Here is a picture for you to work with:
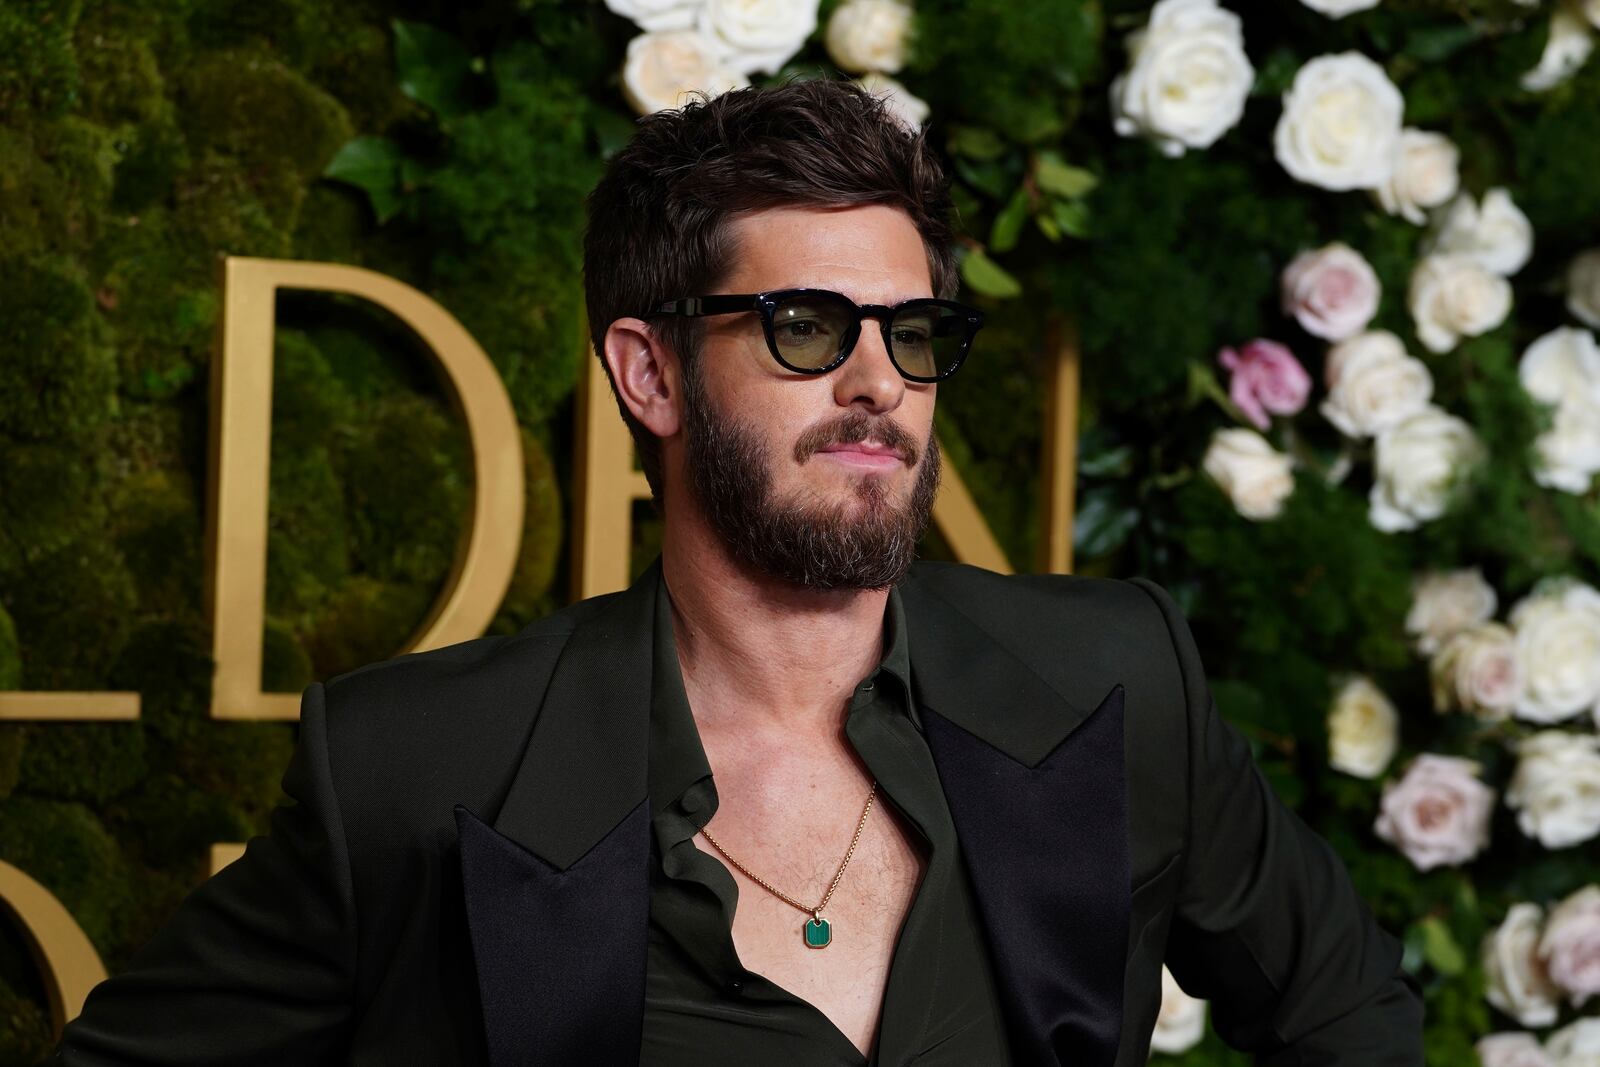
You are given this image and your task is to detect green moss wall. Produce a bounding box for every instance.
[0,3,587,1058]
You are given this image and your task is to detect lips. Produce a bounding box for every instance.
[817,440,905,461]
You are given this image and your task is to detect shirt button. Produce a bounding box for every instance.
[682,793,704,815]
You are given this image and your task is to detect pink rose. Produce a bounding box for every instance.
[1540,885,1600,1007]
[1476,1032,1556,1067]
[1373,754,1495,870]
[1217,339,1312,430]
[1281,242,1382,341]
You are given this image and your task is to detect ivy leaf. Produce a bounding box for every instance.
[960,247,1023,298]
[955,157,1013,200]
[1073,485,1140,557]
[1035,152,1098,198]
[1079,442,1134,478]
[948,125,1005,160]
[1402,23,1482,63]
[323,136,404,222]
[1419,917,1466,976]
[1051,197,1091,238]
[393,18,476,119]
[990,186,1030,253]
[592,107,637,159]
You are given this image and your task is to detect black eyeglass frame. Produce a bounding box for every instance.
[649,288,984,383]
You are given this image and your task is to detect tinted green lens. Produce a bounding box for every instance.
[771,295,853,369]
[890,305,968,379]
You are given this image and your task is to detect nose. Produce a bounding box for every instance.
[832,318,905,414]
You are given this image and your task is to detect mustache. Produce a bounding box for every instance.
[792,410,922,467]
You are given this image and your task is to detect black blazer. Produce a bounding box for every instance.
[52,559,1424,1066]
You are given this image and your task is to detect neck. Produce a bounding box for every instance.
[661,508,889,737]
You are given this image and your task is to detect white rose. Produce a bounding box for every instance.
[1507,730,1600,848]
[1374,128,1462,225]
[1431,622,1522,721]
[1478,1032,1559,1067]
[1540,885,1600,1007]
[698,0,820,76]
[1407,567,1498,655]
[1110,0,1255,159]
[1274,52,1404,191]
[605,0,700,32]
[1408,253,1513,354]
[854,73,928,130]
[1584,0,1600,29]
[1321,330,1433,438]
[1326,675,1399,778]
[1566,249,1600,329]
[621,31,751,116]
[1299,0,1381,16]
[1149,965,1207,1054]
[1374,753,1496,870]
[1521,326,1600,406]
[1509,578,1600,725]
[1535,392,1600,494]
[1484,904,1563,1028]
[1431,188,1535,277]
[1369,405,1485,532]
[1522,5,1596,93]
[1202,427,1295,521]
[825,0,911,74]
[1281,242,1382,341]
[1520,328,1600,494]
[1546,1017,1600,1067]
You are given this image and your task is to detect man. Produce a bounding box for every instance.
[53,80,1424,1065]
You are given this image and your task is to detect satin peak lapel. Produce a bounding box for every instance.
[456,563,659,1066]
[922,687,1130,1067]
[903,571,1130,1067]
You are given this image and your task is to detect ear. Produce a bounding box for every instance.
[601,317,682,439]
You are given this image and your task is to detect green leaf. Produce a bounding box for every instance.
[1035,211,1062,242]
[1403,23,1482,63]
[1034,152,1098,198]
[948,125,1005,160]
[322,136,404,222]
[954,157,1013,201]
[393,18,476,118]
[592,108,637,159]
[1073,485,1140,557]
[1420,917,1466,976]
[1051,197,1091,238]
[989,186,1030,254]
[1079,443,1134,478]
[960,247,1022,299]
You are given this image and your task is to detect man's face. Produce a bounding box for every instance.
[675,203,941,590]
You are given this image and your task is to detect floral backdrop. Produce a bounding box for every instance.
[4,0,1600,1063]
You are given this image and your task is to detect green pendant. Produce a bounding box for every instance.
[803,917,832,948]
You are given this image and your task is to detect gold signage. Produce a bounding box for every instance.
[207,257,525,720]
[0,861,108,1041]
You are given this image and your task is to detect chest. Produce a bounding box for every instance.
[691,787,929,1057]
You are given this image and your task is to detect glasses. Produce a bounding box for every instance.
[649,288,984,383]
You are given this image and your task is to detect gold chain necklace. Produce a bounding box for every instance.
[698,781,878,949]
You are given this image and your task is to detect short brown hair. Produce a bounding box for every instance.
[582,78,958,502]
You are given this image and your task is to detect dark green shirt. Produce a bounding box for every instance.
[639,572,1012,1065]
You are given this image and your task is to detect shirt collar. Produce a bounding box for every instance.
[647,568,919,817]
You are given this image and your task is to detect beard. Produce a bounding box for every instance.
[680,360,940,591]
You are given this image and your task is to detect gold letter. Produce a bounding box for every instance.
[0,860,108,1037]
[1037,316,1081,575]
[208,257,524,720]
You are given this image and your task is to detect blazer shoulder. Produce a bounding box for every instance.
[905,560,1170,634]
[310,591,628,815]
[903,561,1188,712]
